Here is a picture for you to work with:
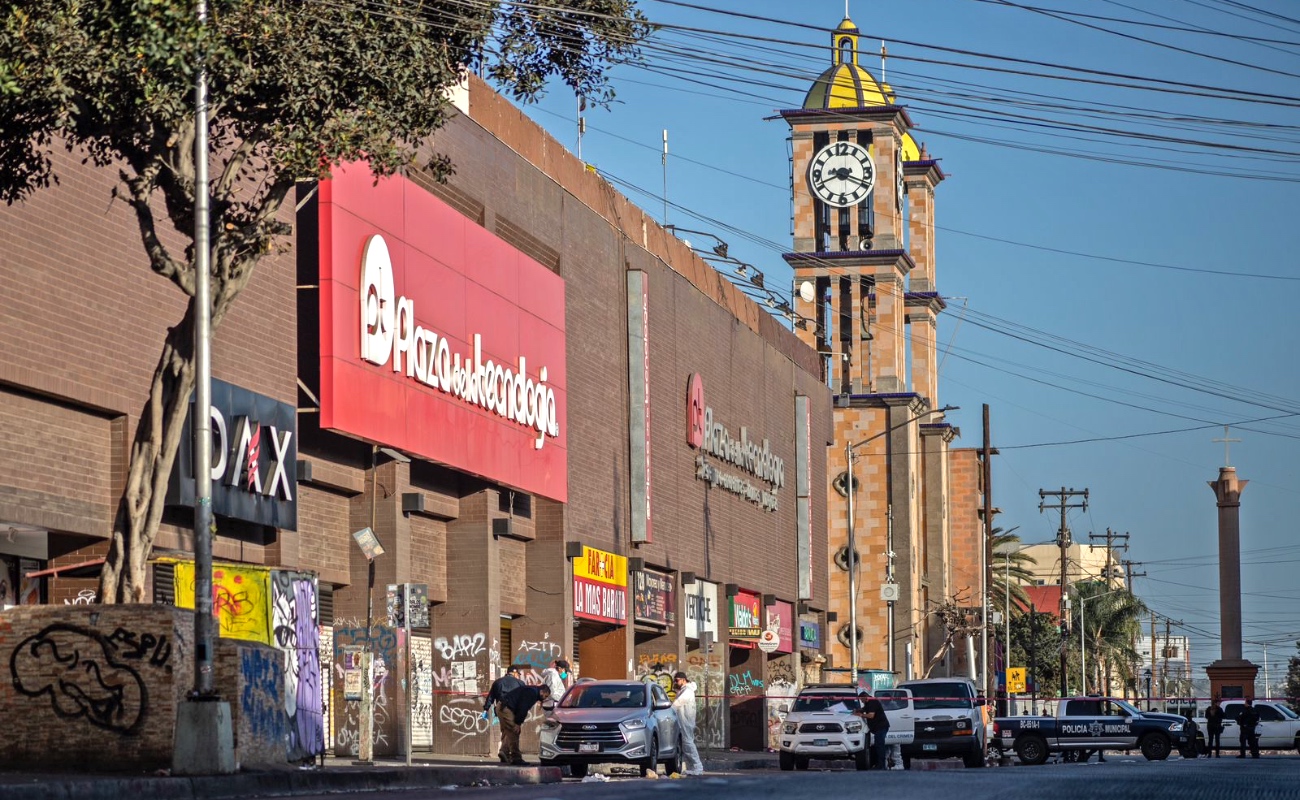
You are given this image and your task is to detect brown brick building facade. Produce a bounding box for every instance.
[0,73,833,759]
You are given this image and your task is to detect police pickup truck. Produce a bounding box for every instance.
[995,696,1198,765]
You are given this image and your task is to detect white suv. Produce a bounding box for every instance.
[778,685,871,770]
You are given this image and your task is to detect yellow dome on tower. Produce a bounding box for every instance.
[803,17,921,161]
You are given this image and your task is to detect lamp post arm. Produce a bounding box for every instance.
[846,404,958,453]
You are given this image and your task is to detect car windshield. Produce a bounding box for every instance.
[559,685,646,709]
[791,693,862,713]
[909,683,972,710]
[1112,699,1142,717]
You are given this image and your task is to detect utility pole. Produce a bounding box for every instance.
[1090,529,1129,586]
[980,405,994,706]
[1122,560,1145,593]
[1122,560,1145,700]
[1039,487,1088,697]
[1150,611,1157,709]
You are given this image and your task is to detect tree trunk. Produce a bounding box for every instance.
[98,301,197,603]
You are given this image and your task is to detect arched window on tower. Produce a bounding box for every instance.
[839,37,854,65]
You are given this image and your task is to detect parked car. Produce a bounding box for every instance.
[995,696,1198,765]
[1194,699,1300,753]
[538,680,682,777]
[896,677,989,768]
[777,684,915,770]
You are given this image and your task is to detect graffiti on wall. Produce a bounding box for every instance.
[440,696,490,746]
[175,562,272,644]
[765,676,797,750]
[240,647,289,744]
[434,633,486,661]
[684,650,724,749]
[9,623,173,735]
[270,571,324,758]
[412,636,433,748]
[634,653,678,701]
[728,669,764,697]
[515,633,561,670]
[333,620,395,756]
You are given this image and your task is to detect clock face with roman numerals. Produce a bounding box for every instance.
[808,141,875,208]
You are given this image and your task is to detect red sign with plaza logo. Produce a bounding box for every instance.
[317,163,567,501]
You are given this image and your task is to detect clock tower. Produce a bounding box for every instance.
[783,16,955,680]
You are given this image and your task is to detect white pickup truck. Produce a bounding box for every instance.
[1195,699,1300,753]
[777,684,915,770]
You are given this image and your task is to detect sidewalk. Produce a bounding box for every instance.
[0,749,777,800]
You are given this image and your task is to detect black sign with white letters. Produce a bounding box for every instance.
[167,379,298,530]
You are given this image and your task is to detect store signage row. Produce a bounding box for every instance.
[686,374,785,513]
[766,599,794,654]
[359,235,559,450]
[684,579,718,641]
[168,378,297,530]
[573,546,627,625]
[633,568,674,627]
[317,163,567,502]
[729,590,762,641]
[799,620,821,650]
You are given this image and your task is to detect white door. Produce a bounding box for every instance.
[874,689,915,746]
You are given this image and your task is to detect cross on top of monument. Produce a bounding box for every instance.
[1213,425,1241,466]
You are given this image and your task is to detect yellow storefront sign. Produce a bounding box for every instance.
[573,545,627,587]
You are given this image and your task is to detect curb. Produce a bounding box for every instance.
[0,765,562,800]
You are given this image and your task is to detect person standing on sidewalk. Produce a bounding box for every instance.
[1237,698,1261,759]
[499,684,552,765]
[857,692,890,770]
[1203,696,1224,758]
[672,671,705,775]
[483,664,525,762]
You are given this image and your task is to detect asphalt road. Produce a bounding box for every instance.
[283,755,1300,800]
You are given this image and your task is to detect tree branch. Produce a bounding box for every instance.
[121,166,193,296]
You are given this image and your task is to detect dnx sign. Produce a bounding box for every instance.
[168,379,297,530]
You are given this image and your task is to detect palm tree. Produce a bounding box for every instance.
[1072,580,1147,695]
[990,527,1037,619]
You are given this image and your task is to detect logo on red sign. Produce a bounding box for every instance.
[686,373,705,448]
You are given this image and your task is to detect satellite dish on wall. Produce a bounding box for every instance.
[798,281,815,303]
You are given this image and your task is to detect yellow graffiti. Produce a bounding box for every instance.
[174,562,272,644]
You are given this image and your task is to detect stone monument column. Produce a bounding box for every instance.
[1204,465,1258,700]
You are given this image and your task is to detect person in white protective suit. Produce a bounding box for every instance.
[672,671,705,775]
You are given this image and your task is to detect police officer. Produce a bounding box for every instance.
[1237,697,1261,759]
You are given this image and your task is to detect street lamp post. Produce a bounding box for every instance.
[844,403,957,687]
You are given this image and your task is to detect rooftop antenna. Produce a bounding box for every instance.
[881,40,887,85]
[662,129,669,225]
[577,95,587,161]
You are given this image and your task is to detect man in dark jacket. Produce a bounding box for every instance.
[484,665,525,762]
[499,684,552,765]
[858,692,890,770]
[1237,698,1261,759]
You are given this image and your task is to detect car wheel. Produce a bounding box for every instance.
[1140,733,1172,761]
[854,747,869,771]
[665,736,683,775]
[1014,735,1049,766]
[569,762,588,779]
[642,734,659,777]
[795,756,810,770]
[1295,735,1300,756]
[779,751,795,771]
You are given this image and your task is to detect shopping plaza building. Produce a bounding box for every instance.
[0,14,980,758]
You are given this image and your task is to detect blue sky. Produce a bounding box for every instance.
[503,0,1300,690]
